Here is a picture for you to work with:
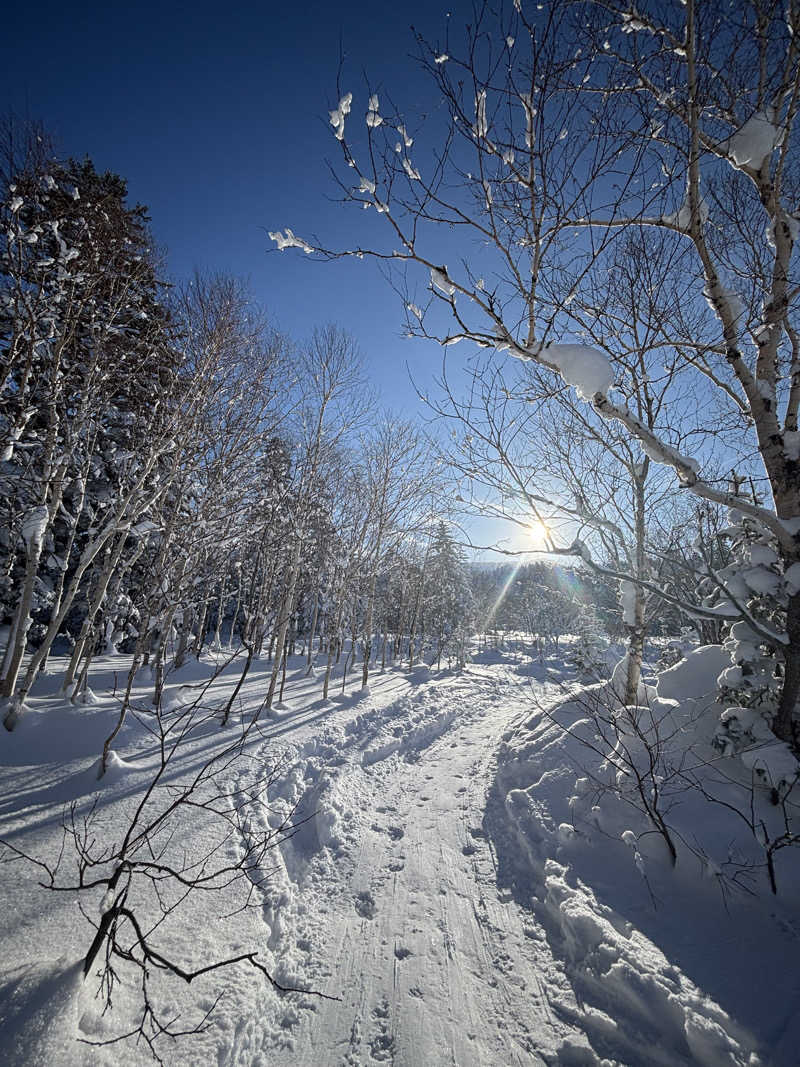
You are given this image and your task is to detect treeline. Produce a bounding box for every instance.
[0,130,482,730]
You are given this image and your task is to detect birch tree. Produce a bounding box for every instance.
[271,0,800,746]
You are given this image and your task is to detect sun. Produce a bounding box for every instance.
[527,519,550,547]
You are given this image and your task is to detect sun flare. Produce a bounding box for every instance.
[528,519,550,547]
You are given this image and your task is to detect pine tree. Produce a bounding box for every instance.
[424,522,472,668]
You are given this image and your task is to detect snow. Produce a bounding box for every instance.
[609,650,654,704]
[620,11,651,33]
[725,111,781,169]
[130,519,159,538]
[619,578,637,625]
[473,90,488,139]
[742,564,781,596]
[1,643,798,1065]
[526,342,615,401]
[268,228,314,254]
[402,158,421,181]
[520,93,535,149]
[657,643,730,703]
[739,737,798,788]
[20,505,48,547]
[430,266,456,296]
[785,430,800,461]
[366,95,382,129]
[329,92,352,141]
[785,562,800,596]
[0,958,85,1065]
[495,644,799,1063]
[639,435,700,482]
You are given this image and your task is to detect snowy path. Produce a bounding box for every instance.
[251,668,575,1066]
[0,653,781,1066]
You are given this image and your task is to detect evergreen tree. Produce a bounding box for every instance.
[1,150,178,702]
[425,522,472,668]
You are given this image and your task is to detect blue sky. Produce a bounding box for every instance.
[2,0,466,414]
[2,0,545,556]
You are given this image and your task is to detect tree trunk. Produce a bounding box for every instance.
[775,590,800,746]
[1,532,47,702]
[306,592,320,676]
[62,535,128,695]
[624,464,650,706]
[265,539,301,710]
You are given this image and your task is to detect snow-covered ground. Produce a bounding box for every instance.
[0,645,797,1065]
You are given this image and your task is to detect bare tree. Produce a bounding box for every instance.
[271,0,800,743]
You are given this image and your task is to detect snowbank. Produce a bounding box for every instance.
[489,645,800,1063]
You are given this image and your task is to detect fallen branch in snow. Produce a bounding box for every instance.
[0,683,339,1061]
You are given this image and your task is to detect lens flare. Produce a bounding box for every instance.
[528,520,549,546]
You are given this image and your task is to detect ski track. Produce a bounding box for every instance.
[225,666,577,1067]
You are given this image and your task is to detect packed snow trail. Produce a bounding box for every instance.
[232,665,581,1066]
[218,659,764,1067]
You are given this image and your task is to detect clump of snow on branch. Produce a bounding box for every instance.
[661,191,708,231]
[620,10,651,33]
[431,267,456,296]
[473,90,488,139]
[639,436,700,483]
[520,94,535,150]
[520,342,614,401]
[366,95,383,129]
[725,111,781,169]
[619,580,637,626]
[435,53,449,64]
[766,210,799,249]
[21,506,48,547]
[329,92,353,141]
[268,228,314,254]
[402,158,421,181]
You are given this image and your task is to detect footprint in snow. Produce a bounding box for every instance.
[355,890,377,919]
[372,823,405,840]
[369,997,394,1061]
